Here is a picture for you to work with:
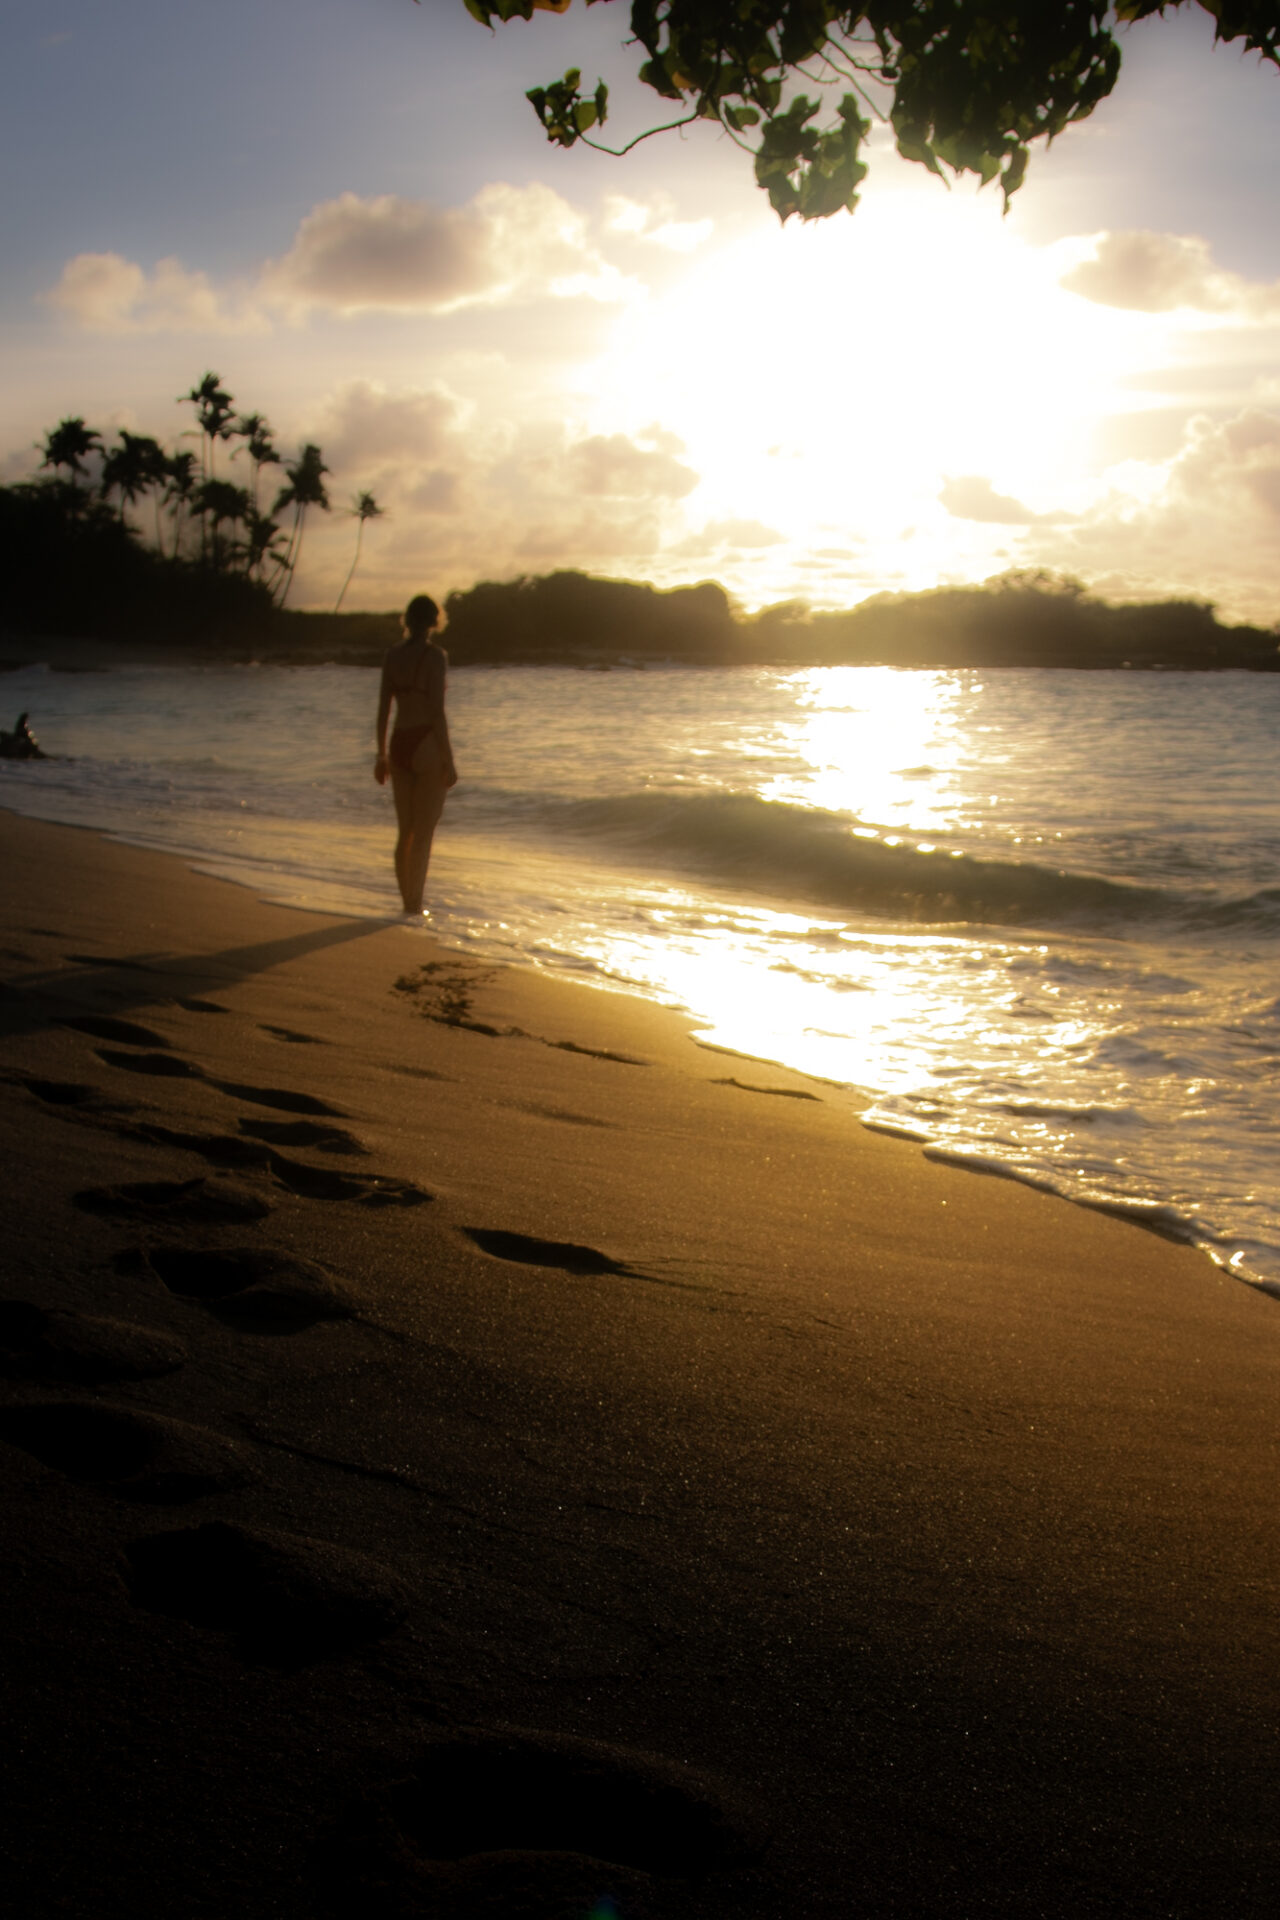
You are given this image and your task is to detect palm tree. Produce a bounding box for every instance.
[39,417,102,500]
[181,372,235,480]
[137,435,171,548]
[195,479,251,571]
[162,450,199,559]
[100,430,156,528]
[232,412,281,513]
[272,443,331,606]
[242,505,289,583]
[333,491,385,612]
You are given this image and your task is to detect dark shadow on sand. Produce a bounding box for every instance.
[0,918,393,1037]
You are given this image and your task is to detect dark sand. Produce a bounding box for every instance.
[2,809,1279,1918]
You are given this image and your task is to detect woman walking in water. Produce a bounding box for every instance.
[374,594,457,916]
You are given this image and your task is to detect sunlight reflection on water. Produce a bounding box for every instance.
[2,657,1278,1293]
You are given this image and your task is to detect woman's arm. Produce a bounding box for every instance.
[429,647,458,787]
[373,655,394,784]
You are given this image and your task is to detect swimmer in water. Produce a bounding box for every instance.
[0,713,45,760]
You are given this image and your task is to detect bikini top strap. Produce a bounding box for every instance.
[395,641,430,695]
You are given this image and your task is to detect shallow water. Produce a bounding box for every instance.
[3,656,1278,1297]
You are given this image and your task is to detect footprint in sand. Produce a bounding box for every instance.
[175,998,228,1014]
[64,1015,173,1048]
[133,1246,355,1333]
[460,1226,712,1296]
[96,1047,199,1079]
[0,1401,253,1502]
[0,1302,187,1384]
[462,1227,629,1277]
[506,1100,618,1129]
[327,1728,757,1920]
[75,1175,273,1224]
[711,1076,821,1101]
[125,1521,410,1664]
[94,1045,346,1121]
[211,1078,345,1117]
[136,1125,429,1207]
[258,1024,325,1045]
[267,1156,428,1206]
[238,1118,368,1157]
[548,1038,649,1065]
[136,1123,271,1168]
[18,1076,128,1112]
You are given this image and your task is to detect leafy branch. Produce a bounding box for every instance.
[454,2,1280,221]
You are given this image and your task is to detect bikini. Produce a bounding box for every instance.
[389,723,434,773]
[388,645,437,774]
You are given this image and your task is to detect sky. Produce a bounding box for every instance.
[3,0,1280,622]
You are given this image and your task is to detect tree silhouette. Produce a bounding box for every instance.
[459,1,1280,221]
[39,417,102,497]
[272,444,331,606]
[233,412,282,513]
[182,371,236,479]
[28,383,357,615]
[101,431,167,532]
[100,432,155,529]
[195,479,253,570]
[242,505,289,583]
[333,491,385,613]
[162,450,199,559]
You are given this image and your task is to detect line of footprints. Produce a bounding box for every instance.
[1,987,756,1916]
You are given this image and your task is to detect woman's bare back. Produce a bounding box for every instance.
[385,637,446,731]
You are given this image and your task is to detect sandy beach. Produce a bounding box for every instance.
[2,807,1279,1918]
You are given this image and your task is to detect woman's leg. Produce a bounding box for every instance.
[389,764,414,909]
[389,762,446,914]
[402,774,447,914]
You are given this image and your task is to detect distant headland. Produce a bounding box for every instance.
[3,540,1276,676]
[2,394,1276,675]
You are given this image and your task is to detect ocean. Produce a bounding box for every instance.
[3,655,1278,1298]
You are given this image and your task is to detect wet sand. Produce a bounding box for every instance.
[2,808,1279,1918]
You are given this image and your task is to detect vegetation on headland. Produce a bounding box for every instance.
[439,568,1280,672]
[1,376,381,648]
[460,3,1280,224]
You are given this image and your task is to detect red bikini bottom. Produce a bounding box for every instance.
[389,725,434,773]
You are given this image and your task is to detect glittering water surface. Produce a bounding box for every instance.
[3,656,1278,1295]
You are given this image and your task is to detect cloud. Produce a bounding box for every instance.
[305,382,472,522]
[939,476,1075,527]
[45,183,638,336]
[566,428,698,499]
[264,183,634,316]
[1061,230,1280,318]
[1017,407,1280,623]
[267,402,699,609]
[44,252,261,334]
[317,381,461,471]
[678,517,785,555]
[1166,408,1280,521]
[648,219,714,254]
[603,194,713,253]
[405,469,464,516]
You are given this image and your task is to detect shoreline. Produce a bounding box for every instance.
[4,809,1280,1916]
[3,768,1265,1304]
[5,623,1279,677]
[1,774,1269,1304]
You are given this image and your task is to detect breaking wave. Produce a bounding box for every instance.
[541,789,1172,929]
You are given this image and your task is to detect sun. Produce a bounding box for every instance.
[578,170,1170,599]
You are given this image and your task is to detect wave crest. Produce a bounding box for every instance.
[549,789,1166,928]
